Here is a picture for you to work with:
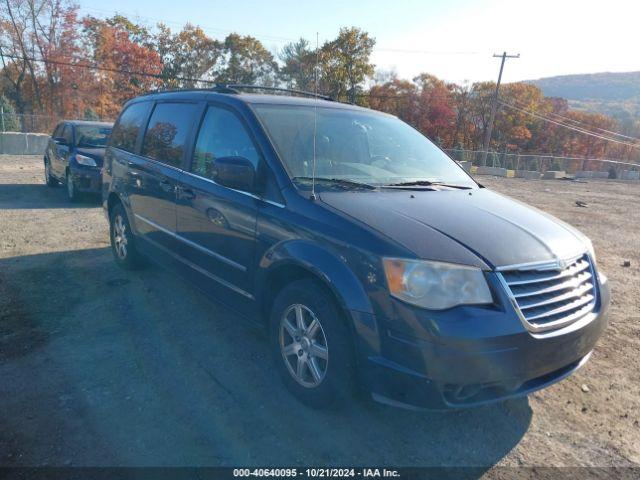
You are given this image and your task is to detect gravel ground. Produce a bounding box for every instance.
[0,155,638,472]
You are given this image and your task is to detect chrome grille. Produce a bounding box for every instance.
[499,254,597,332]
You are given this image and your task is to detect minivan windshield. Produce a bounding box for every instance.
[253,104,476,189]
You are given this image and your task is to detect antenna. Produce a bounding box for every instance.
[310,32,319,201]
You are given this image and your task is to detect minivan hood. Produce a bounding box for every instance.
[320,188,589,269]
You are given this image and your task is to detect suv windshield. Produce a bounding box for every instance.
[76,125,112,148]
[253,104,476,189]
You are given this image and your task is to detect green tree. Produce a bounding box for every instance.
[155,23,222,88]
[214,34,279,86]
[279,38,315,91]
[320,27,375,102]
[0,95,20,131]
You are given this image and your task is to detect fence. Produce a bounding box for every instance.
[0,110,112,134]
[1,110,60,134]
[445,149,640,178]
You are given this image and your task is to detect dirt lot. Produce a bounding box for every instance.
[0,155,639,472]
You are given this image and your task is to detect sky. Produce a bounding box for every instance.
[78,0,640,84]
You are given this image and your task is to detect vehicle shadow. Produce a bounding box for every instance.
[0,183,100,209]
[0,247,531,470]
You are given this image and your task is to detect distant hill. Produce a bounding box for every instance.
[526,71,640,122]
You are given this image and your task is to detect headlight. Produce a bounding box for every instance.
[383,258,492,310]
[75,154,97,167]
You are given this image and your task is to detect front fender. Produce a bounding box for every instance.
[257,239,375,315]
[257,239,381,362]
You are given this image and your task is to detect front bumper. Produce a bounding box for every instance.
[356,272,610,410]
[70,166,102,193]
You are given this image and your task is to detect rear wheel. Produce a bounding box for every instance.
[109,203,144,269]
[44,158,57,187]
[270,279,355,409]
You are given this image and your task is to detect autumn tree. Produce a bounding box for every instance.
[450,82,475,148]
[0,0,52,112]
[1,0,87,127]
[412,74,456,146]
[82,15,162,118]
[368,79,419,124]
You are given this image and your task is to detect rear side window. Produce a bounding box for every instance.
[110,102,151,153]
[191,106,261,179]
[142,102,198,168]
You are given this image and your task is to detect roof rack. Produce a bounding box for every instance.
[213,84,333,101]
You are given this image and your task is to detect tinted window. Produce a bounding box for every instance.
[191,106,260,179]
[110,102,151,153]
[142,103,198,168]
[62,125,73,145]
[52,123,64,138]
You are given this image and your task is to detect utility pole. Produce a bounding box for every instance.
[481,52,519,166]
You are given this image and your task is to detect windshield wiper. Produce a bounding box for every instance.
[292,176,376,190]
[383,180,472,189]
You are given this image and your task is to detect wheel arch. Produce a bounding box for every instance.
[257,240,375,323]
[106,191,123,218]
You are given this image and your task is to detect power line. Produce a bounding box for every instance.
[374,48,479,55]
[500,99,640,146]
[4,44,639,152]
[507,97,639,142]
[0,49,216,85]
[499,100,640,148]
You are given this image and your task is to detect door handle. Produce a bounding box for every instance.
[177,185,196,200]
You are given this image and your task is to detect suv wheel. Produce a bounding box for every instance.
[109,203,143,269]
[270,279,355,409]
[66,170,79,202]
[44,159,57,186]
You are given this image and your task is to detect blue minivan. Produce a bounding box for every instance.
[102,86,609,410]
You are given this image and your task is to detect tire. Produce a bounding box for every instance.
[66,170,80,202]
[270,278,356,409]
[109,203,144,269]
[44,158,58,187]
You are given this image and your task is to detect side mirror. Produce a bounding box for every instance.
[53,137,68,145]
[210,156,256,192]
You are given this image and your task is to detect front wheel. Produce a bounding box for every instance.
[270,279,355,409]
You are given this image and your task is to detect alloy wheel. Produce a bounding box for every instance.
[279,304,329,388]
[113,214,128,260]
